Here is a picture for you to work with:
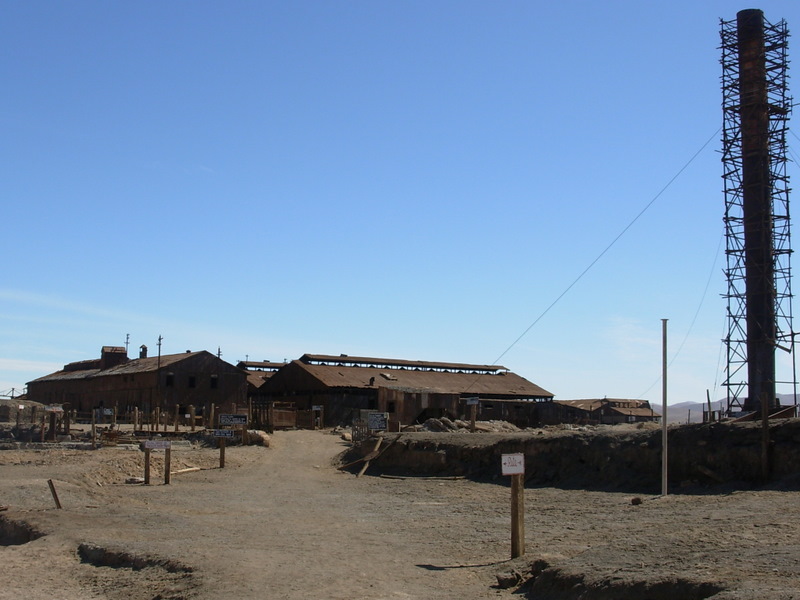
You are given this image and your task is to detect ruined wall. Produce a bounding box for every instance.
[357,420,800,492]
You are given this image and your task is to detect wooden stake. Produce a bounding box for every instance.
[357,438,383,478]
[164,448,171,485]
[470,404,477,433]
[174,405,180,432]
[47,479,62,509]
[91,410,97,450]
[510,473,525,558]
[144,448,151,485]
[219,437,226,468]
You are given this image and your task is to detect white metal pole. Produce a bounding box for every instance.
[661,318,668,496]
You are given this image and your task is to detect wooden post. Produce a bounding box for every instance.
[174,404,180,432]
[40,413,45,442]
[91,410,97,449]
[210,404,216,429]
[164,447,171,485]
[219,437,226,469]
[112,406,117,428]
[762,389,770,482]
[134,407,139,433]
[63,403,71,435]
[15,407,21,431]
[47,479,62,509]
[510,473,525,558]
[144,448,151,485]
[48,411,57,441]
[470,404,477,433]
[189,405,195,432]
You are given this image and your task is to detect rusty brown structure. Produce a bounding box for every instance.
[27,346,247,418]
[539,398,660,426]
[721,9,794,414]
[261,353,554,428]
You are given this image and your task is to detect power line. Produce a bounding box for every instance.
[488,127,722,370]
[637,232,725,399]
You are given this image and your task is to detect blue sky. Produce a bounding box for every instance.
[2,1,799,405]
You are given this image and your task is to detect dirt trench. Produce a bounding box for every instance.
[348,420,800,491]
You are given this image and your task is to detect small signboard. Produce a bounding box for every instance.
[103,408,113,416]
[367,412,389,431]
[466,397,480,406]
[213,429,235,438]
[312,405,323,411]
[45,405,64,413]
[501,453,525,476]
[142,440,172,450]
[219,414,247,426]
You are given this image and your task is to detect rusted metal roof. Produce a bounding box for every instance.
[300,354,509,374]
[556,399,655,414]
[289,357,552,398]
[29,351,213,383]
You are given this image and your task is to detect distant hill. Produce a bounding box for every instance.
[661,393,797,424]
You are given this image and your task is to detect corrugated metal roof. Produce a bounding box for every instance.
[292,359,552,398]
[95,351,205,376]
[29,351,210,383]
[300,354,509,373]
[556,399,654,413]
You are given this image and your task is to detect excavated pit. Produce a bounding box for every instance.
[522,564,725,599]
[78,543,193,573]
[0,515,45,545]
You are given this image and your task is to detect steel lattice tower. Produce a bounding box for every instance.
[721,9,795,414]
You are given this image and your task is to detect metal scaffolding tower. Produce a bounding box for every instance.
[721,9,795,414]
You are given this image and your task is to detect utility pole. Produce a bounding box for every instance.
[661,319,668,497]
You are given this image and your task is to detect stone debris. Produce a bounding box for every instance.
[403,418,522,433]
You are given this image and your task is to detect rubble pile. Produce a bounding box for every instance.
[404,418,521,433]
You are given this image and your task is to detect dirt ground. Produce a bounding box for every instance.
[0,428,799,599]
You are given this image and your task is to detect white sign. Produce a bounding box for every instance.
[212,429,235,438]
[501,453,525,476]
[466,397,480,406]
[312,405,323,411]
[219,414,247,426]
[18,405,24,410]
[367,412,389,431]
[142,440,172,450]
[45,405,64,413]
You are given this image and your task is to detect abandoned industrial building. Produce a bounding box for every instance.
[26,346,248,419]
[259,353,555,428]
[25,346,662,430]
[542,398,660,425]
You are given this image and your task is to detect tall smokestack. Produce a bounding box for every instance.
[737,9,777,413]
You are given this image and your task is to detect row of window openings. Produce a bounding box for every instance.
[163,374,219,389]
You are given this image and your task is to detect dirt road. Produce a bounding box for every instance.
[1,429,799,599]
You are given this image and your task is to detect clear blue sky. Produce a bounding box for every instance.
[2,1,799,405]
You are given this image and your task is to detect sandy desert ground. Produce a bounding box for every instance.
[0,428,798,599]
